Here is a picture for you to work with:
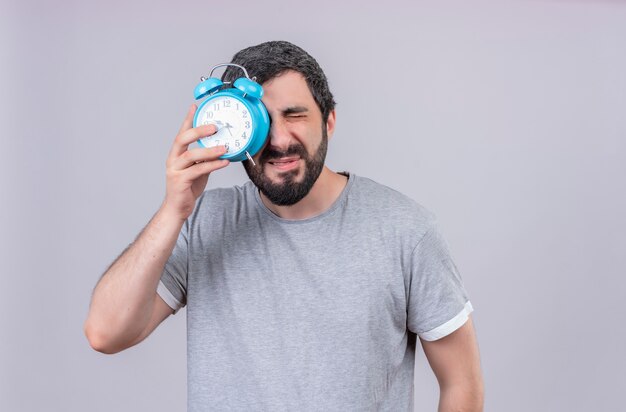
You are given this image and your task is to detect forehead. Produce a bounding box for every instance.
[261,70,318,113]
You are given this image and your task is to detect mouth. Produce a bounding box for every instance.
[267,157,301,171]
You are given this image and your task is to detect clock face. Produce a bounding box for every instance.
[196,95,254,154]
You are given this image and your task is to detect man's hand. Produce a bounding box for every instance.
[162,104,230,221]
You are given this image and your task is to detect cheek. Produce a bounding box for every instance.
[290,122,319,146]
[283,121,304,135]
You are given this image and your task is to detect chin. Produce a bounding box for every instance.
[264,165,303,183]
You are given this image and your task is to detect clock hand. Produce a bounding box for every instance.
[225,122,233,136]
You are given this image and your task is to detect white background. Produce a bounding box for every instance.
[1,1,625,410]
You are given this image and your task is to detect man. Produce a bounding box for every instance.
[85,41,484,411]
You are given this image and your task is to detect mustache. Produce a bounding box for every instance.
[260,143,308,163]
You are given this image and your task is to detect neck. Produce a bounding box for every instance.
[259,167,348,220]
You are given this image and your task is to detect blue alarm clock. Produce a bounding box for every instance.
[193,63,270,163]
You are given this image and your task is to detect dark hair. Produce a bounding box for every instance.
[222,40,336,123]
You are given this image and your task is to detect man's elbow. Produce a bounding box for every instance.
[84,320,129,355]
[439,379,485,412]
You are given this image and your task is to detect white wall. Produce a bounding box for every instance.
[1,1,625,410]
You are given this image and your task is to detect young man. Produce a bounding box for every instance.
[85,41,484,411]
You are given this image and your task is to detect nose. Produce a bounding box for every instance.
[267,117,291,151]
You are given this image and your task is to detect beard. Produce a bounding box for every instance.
[243,126,328,206]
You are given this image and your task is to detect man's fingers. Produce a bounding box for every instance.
[178,104,196,135]
[183,158,231,181]
[174,159,230,182]
[178,124,218,146]
[169,124,218,159]
[171,146,228,170]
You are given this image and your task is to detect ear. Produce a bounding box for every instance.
[325,109,336,139]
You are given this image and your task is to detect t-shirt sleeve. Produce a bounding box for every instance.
[406,220,474,341]
[157,219,189,314]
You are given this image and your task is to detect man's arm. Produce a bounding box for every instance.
[84,105,229,354]
[420,315,484,412]
[84,207,184,354]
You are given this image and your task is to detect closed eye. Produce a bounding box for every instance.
[282,106,309,117]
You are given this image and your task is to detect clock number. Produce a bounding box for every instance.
[242,110,248,118]
[224,143,229,152]
[235,140,241,148]
[206,111,214,119]
[224,100,231,108]
[242,132,247,139]
[244,120,250,129]
[213,103,220,111]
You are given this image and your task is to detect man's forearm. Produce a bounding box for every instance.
[84,204,185,353]
[438,383,484,412]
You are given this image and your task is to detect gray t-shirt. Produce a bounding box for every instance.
[158,173,473,411]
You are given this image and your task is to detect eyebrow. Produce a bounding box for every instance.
[282,106,309,116]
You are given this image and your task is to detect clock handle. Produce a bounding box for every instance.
[208,63,251,81]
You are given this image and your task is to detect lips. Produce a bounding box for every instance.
[267,157,301,171]
[268,157,299,165]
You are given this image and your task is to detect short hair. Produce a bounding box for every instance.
[222,40,336,123]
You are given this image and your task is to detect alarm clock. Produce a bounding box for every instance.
[192,63,270,164]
